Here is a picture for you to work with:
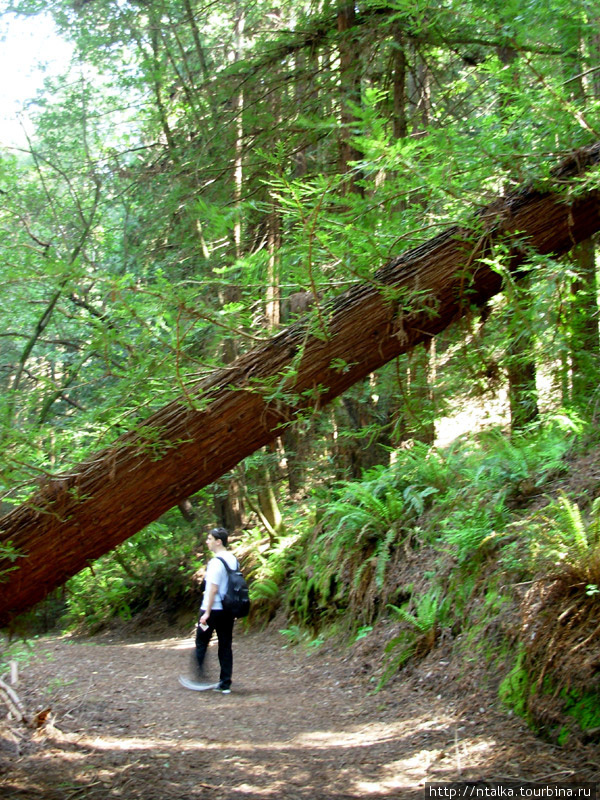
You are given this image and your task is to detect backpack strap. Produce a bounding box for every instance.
[216,555,239,572]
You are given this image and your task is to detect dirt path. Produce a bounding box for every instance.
[1,626,598,799]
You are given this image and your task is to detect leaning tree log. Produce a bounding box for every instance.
[1,143,600,625]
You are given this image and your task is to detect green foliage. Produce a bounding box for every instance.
[499,648,600,743]
[280,413,584,639]
[355,625,373,642]
[529,493,600,587]
[322,477,405,551]
[441,505,509,564]
[499,646,531,719]
[283,459,439,626]
[0,540,24,583]
[1,0,599,717]
[477,415,580,489]
[250,577,280,603]
[0,636,38,677]
[558,688,600,738]
[388,591,447,634]
[1,0,598,512]
[378,590,448,688]
[428,413,581,561]
[61,514,201,632]
[241,508,313,621]
[279,625,324,650]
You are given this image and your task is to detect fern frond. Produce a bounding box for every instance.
[415,593,441,630]
[374,527,398,589]
[387,603,421,630]
[250,578,280,601]
[587,497,600,549]
[556,494,588,554]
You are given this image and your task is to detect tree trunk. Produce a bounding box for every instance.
[495,43,540,433]
[282,424,312,498]
[406,341,436,445]
[392,28,408,141]
[337,0,362,191]
[563,24,600,405]
[335,380,391,479]
[213,474,245,532]
[0,143,599,624]
[570,238,599,403]
[506,277,540,432]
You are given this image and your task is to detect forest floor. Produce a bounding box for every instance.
[1,617,599,799]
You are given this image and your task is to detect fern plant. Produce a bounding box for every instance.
[323,480,404,545]
[387,441,457,495]
[441,503,509,563]
[378,590,448,688]
[470,414,578,495]
[249,578,280,603]
[287,452,446,624]
[243,527,306,620]
[530,493,600,588]
[320,478,405,587]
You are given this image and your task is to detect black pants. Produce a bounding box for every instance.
[195,609,234,689]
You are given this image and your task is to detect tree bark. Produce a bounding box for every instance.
[506,276,540,432]
[563,24,600,405]
[570,237,599,403]
[336,0,362,191]
[0,143,600,625]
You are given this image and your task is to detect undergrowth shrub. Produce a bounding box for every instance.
[500,492,600,743]
[385,441,457,495]
[0,636,38,678]
[285,459,441,628]
[378,590,449,688]
[429,413,581,562]
[282,413,582,636]
[440,505,510,563]
[242,524,306,622]
[499,644,531,719]
[529,493,600,589]
[62,516,201,632]
[250,410,598,745]
[473,414,577,495]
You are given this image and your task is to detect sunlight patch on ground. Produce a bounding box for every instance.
[115,638,193,651]
[354,737,495,794]
[294,715,453,749]
[295,719,427,748]
[57,731,187,751]
[54,720,428,753]
[52,723,498,798]
[62,711,487,756]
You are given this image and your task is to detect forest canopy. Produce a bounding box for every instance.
[0,0,599,624]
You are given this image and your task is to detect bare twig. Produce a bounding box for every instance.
[0,676,28,723]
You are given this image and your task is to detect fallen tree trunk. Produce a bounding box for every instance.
[1,143,599,625]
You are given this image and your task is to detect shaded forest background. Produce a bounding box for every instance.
[1,0,600,745]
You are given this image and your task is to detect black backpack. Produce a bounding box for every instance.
[217,556,250,618]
